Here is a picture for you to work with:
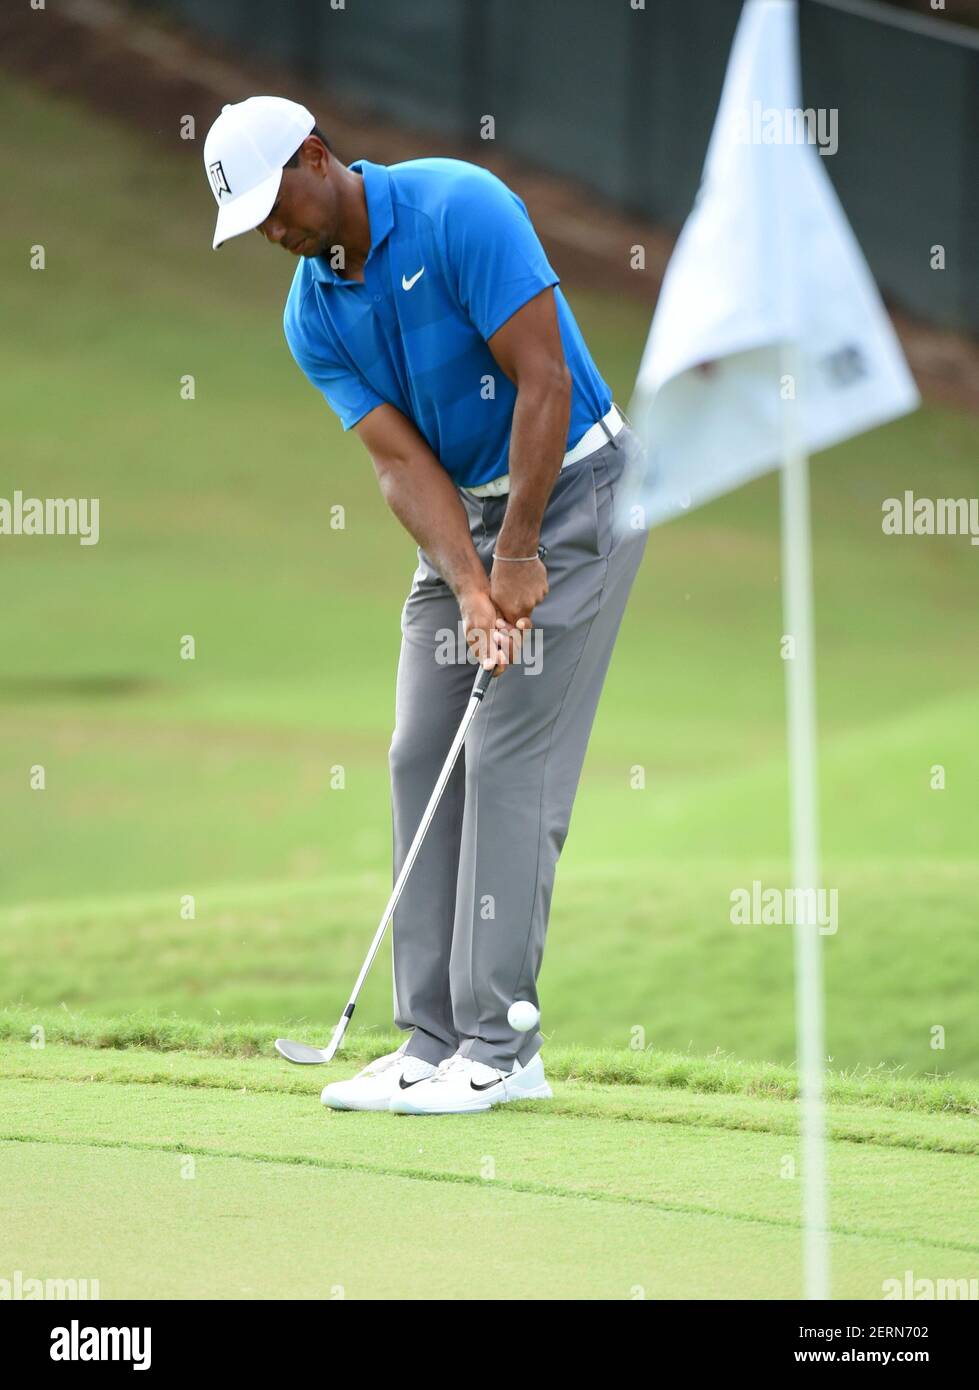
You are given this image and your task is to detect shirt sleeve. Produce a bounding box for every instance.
[441,168,559,342]
[283,296,383,432]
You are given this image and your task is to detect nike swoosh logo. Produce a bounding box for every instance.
[470,1076,502,1092]
[401,267,425,291]
[398,1074,427,1089]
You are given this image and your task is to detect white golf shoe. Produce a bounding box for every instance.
[320,1042,437,1112]
[388,1050,553,1115]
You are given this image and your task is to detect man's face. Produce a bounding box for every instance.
[255,143,337,257]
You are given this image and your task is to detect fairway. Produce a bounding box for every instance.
[2,29,978,1314]
[2,1034,977,1300]
[2,77,978,1077]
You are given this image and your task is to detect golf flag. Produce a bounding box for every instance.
[629,0,919,525]
[627,0,920,1302]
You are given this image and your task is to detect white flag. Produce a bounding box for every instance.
[630,0,919,527]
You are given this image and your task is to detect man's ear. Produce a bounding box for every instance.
[303,135,330,173]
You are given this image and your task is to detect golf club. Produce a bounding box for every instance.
[275,661,497,1064]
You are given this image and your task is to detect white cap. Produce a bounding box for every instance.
[203,96,315,249]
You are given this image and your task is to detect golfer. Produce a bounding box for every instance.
[204,97,647,1114]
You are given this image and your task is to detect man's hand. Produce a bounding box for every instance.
[489,556,548,627]
[460,585,528,676]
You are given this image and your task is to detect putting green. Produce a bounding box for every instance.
[3,78,979,1079]
[1,1040,976,1299]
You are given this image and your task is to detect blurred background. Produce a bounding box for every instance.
[1,0,977,1076]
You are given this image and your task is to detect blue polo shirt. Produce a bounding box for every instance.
[283,158,611,488]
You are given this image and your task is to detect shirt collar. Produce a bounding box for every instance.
[308,160,394,285]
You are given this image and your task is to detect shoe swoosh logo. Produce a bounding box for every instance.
[401,267,425,291]
[470,1076,502,1092]
[398,1074,427,1089]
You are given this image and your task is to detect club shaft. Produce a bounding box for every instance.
[339,667,493,1016]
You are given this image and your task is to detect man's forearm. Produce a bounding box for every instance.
[495,367,572,557]
[374,450,488,600]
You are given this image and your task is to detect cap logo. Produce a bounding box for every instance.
[208,160,232,199]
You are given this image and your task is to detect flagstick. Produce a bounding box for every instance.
[779,343,830,1300]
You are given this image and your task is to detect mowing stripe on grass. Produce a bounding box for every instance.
[2,1045,975,1155]
[2,1018,975,1113]
[3,1067,976,1256]
[3,1130,976,1257]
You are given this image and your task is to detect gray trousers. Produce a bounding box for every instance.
[390,424,647,1069]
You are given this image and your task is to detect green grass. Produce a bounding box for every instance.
[1,1037,977,1299]
[2,75,979,1084]
[5,1009,979,1117]
[1,74,978,1303]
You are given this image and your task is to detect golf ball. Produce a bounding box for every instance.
[507,1000,539,1033]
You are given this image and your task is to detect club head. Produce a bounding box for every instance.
[275,1020,347,1065]
[274,1037,331,1065]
